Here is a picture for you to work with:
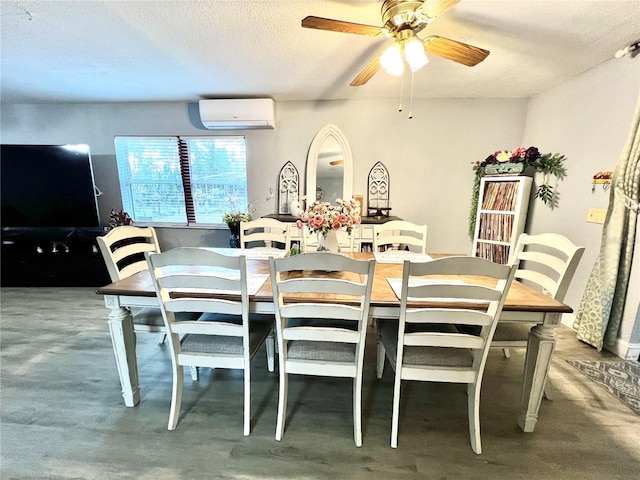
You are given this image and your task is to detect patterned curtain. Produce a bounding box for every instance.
[574,89,640,351]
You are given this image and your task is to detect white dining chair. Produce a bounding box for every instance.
[376,256,516,454]
[372,220,427,253]
[146,247,275,435]
[97,226,201,336]
[269,252,376,447]
[301,226,357,252]
[491,233,584,398]
[240,218,291,251]
[97,225,160,282]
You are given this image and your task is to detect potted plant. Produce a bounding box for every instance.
[223,198,255,248]
[108,209,133,230]
[469,146,567,237]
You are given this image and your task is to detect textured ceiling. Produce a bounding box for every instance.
[1,0,639,104]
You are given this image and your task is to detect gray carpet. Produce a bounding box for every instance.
[567,360,640,415]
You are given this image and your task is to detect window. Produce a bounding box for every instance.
[114,136,248,225]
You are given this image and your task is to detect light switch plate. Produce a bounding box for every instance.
[586,208,607,224]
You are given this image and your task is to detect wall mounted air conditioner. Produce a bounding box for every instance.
[198,98,275,130]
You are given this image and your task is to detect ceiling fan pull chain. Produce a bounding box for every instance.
[398,70,404,112]
[408,71,415,119]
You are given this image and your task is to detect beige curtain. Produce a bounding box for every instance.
[574,88,640,351]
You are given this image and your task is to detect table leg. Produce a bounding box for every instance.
[518,315,559,432]
[105,295,140,407]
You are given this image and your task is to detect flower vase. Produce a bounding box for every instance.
[317,229,340,253]
[228,223,241,248]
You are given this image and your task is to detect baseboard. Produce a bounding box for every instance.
[564,313,639,360]
[606,337,640,360]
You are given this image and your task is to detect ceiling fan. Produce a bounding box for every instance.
[301,0,489,86]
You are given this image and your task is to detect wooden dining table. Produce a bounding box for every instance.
[96,250,572,433]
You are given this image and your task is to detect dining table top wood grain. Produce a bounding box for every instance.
[96,251,572,314]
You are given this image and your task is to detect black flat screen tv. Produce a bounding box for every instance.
[1,144,100,229]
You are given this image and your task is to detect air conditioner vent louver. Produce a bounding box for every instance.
[198,98,275,130]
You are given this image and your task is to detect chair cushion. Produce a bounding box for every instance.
[282,318,358,363]
[181,313,273,356]
[131,308,200,327]
[287,340,356,363]
[377,319,473,368]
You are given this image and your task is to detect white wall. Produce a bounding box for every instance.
[0,97,527,255]
[524,57,640,356]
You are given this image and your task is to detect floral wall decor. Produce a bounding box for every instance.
[468,146,567,237]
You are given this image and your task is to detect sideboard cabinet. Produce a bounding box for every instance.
[1,228,110,286]
[472,176,532,264]
[263,214,402,252]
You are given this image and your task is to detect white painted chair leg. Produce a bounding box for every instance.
[275,372,288,441]
[189,366,199,381]
[266,331,275,373]
[376,340,385,379]
[390,370,402,448]
[244,365,251,436]
[543,382,553,401]
[353,376,362,447]
[168,362,184,430]
[502,347,511,359]
[467,383,482,455]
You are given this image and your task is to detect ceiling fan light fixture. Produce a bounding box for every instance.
[405,36,428,72]
[380,42,404,75]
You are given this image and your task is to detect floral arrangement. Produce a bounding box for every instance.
[297,198,361,235]
[469,146,567,237]
[222,197,255,227]
[109,209,132,228]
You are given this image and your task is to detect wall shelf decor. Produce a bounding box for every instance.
[367,161,390,218]
[278,161,299,214]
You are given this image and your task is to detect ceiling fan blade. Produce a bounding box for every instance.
[350,54,382,86]
[419,0,461,19]
[302,16,383,36]
[423,36,490,66]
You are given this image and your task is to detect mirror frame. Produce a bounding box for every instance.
[306,123,353,204]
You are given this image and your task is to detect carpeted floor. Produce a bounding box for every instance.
[567,360,640,415]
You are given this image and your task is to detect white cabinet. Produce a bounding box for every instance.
[472,176,532,264]
[263,214,400,253]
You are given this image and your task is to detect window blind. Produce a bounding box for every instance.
[114,135,247,225]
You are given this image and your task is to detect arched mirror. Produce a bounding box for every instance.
[306,124,353,205]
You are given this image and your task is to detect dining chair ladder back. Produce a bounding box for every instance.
[269,252,376,446]
[372,220,427,254]
[493,233,585,357]
[240,218,291,251]
[146,247,275,435]
[376,256,516,454]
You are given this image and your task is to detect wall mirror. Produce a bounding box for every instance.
[305,124,353,205]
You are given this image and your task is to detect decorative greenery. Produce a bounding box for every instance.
[297,198,361,235]
[222,196,255,227]
[469,146,567,237]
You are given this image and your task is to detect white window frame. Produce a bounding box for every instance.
[114,136,248,227]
